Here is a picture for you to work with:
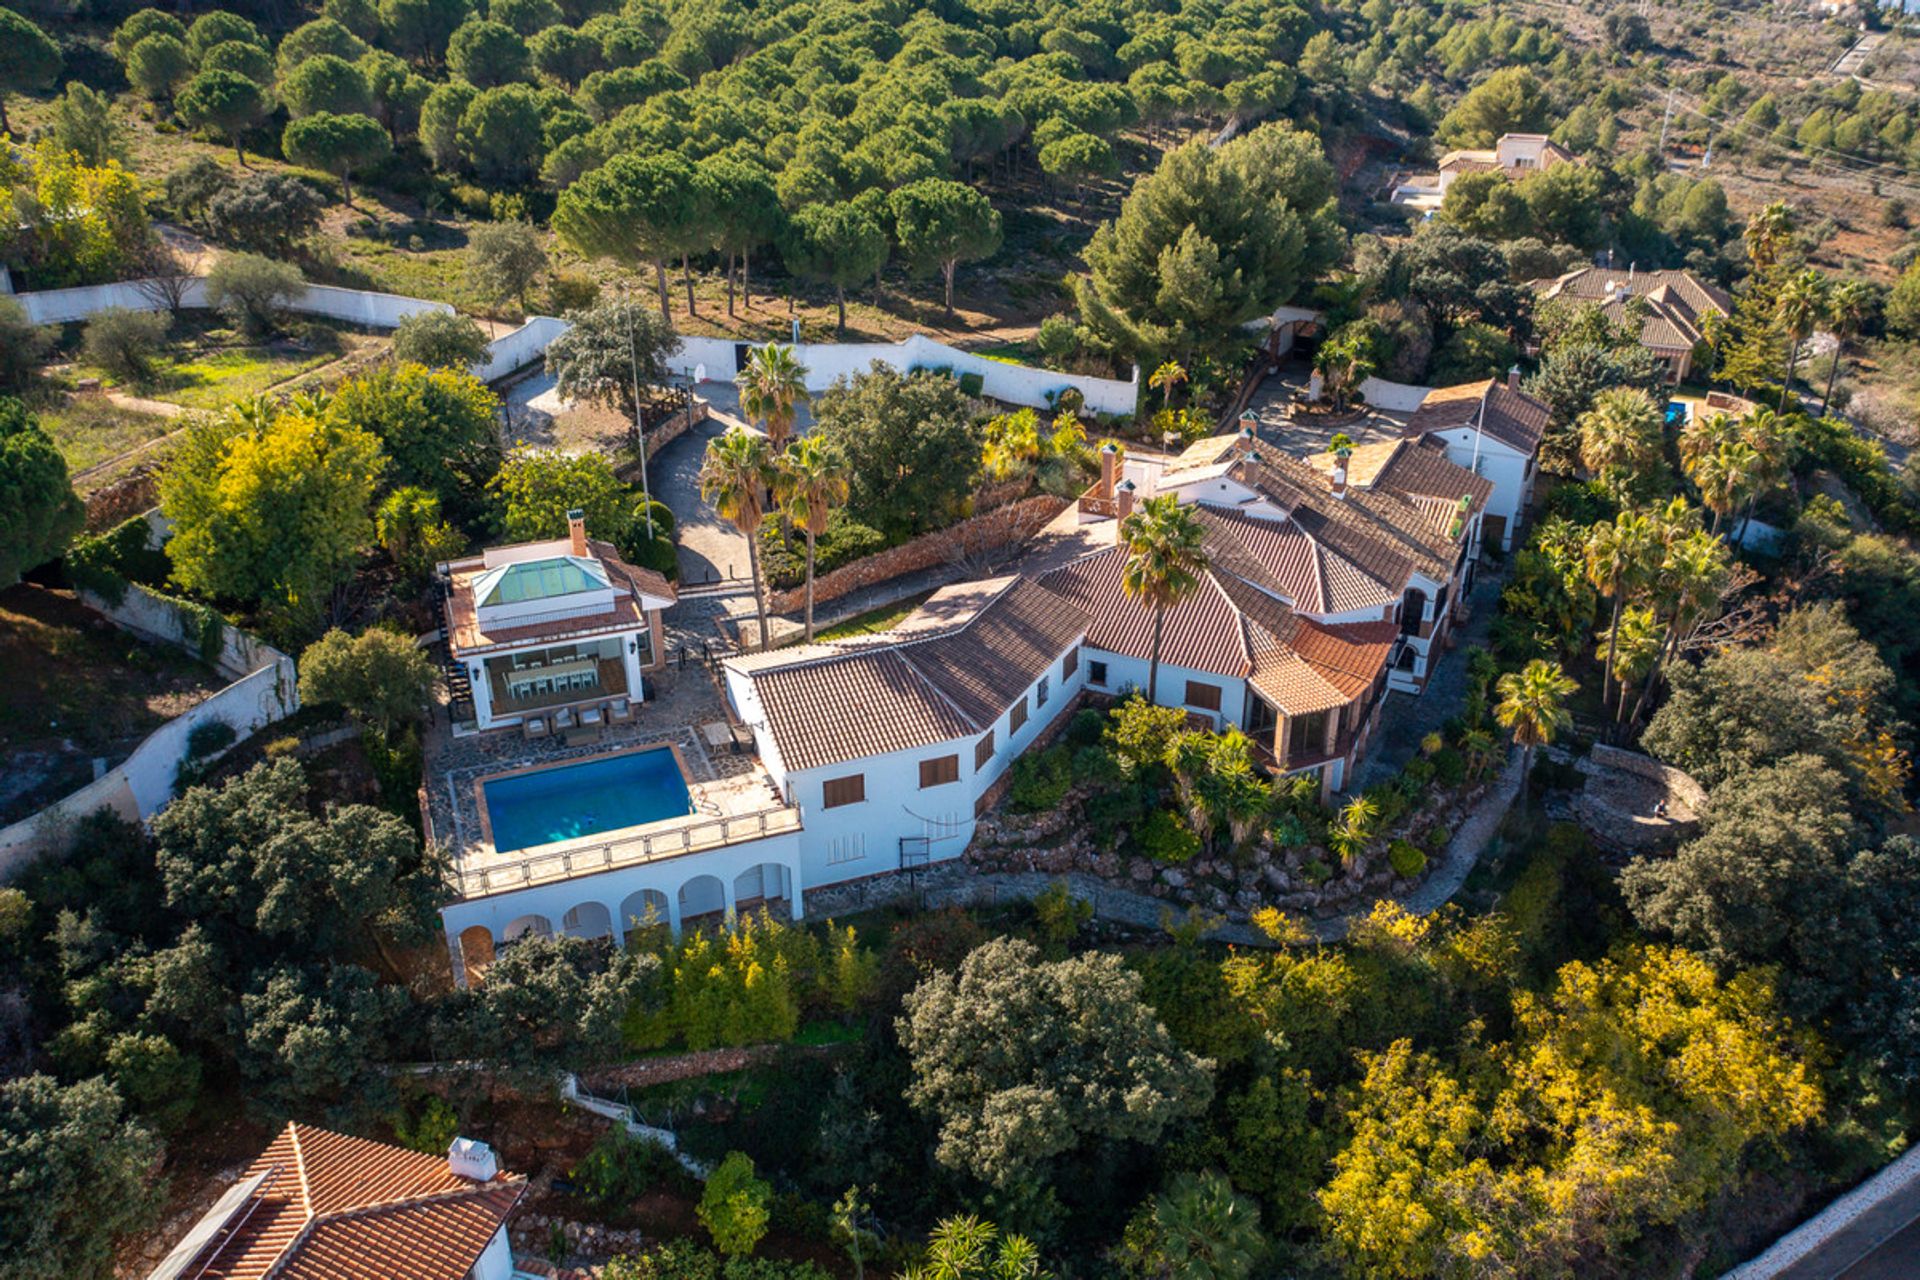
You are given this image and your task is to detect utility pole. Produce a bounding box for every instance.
[1658,86,1675,156]
[625,304,656,541]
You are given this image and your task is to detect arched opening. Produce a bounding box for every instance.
[561,901,613,940]
[733,863,792,920]
[619,888,670,947]
[503,913,552,942]
[677,874,726,931]
[458,925,496,987]
[1400,587,1427,636]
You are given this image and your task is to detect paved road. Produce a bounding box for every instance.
[650,413,754,587]
[1835,1214,1920,1280]
[1770,1177,1920,1280]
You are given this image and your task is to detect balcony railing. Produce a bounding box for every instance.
[453,804,803,899]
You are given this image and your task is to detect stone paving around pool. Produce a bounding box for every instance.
[425,665,765,866]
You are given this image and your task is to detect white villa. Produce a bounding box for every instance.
[1390,132,1577,211]
[433,418,1543,979]
[439,509,677,733]
[1399,374,1549,553]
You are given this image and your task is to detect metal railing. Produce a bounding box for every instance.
[454,804,803,898]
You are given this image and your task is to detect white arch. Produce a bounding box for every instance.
[503,913,552,941]
[733,863,792,916]
[619,888,670,943]
[677,873,727,923]
[561,901,614,940]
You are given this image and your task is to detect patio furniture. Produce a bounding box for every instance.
[523,717,548,739]
[607,697,633,723]
[579,706,604,729]
[553,707,576,731]
[729,723,754,754]
[563,722,604,747]
[504,656,599,700]
[701,721,733,753]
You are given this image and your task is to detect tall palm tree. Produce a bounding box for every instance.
[1687,438,1760,536]
[1576,388,1661,502]
[1735,406,1787,537]
[1821,278,1874,414]
[739,343,811,452]
[775,435,850,643]
[1602,604,1665,724]
[1583,510,1657,717]
[1119,495,1209,705]
[699,428,777,650]
[1775,268,1828,413]
[1494,659,1578,812]
[1676,411,1738,473]
[1148,360,1187,409]
[1628,529,1730,728]
[1743,201,1795,272]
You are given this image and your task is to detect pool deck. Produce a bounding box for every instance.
[425,664,781,887]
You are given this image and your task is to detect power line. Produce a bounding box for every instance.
[1657,87,1920,199]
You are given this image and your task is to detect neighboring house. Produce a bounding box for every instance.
[147,1126,524,1280]
[439,510,677,732]
[1400,374,1550,552]
[1390,133,1576,210]
[1531,266,1733,383]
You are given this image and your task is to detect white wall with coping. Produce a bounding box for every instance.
[12,278,452,329]
[0,585,298,880]
[1357,375,1433,413]
[667,331,1139,416]
[475,314,568,383]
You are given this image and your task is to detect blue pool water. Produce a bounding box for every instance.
[482,748,693,853]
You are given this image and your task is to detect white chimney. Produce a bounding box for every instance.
[566,507,587,558]
[1331,449,1350,500]
[448,1137,498,1182]
[1114,479,1136,542]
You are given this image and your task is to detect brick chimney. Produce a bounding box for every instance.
[1114,479,1136,542]
[1098,441,1120,496]
[1507,364,1523,392]
[567,507,587,557]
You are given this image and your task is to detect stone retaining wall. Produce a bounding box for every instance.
[767,494,1067,614]
[1588,744,1708,811]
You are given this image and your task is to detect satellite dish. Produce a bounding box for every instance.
[694,362,707,384]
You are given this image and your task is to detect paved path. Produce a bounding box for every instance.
[1725,1144,1920,1280]
[805,746,1525,944]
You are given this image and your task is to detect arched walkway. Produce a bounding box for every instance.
[503,913,552,941]
[457,925,495,987]
[733,862,793,919]
[678,874,727,928]
[619,888,670,945]
[561,901,613,940]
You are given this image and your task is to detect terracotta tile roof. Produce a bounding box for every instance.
[1040,546,1252,679]
[1193,505,1402,615]
[1534,267,1731,357]
[444,537,674,657]
[1373,438,1496,510]
[731,577,1091,773]
[172,1124,523,1280]
[1404,380,1549,457]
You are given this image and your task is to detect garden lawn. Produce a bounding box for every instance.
[62,315,388,412]
[33,391,175,476]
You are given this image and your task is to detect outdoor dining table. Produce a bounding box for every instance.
[505,657,599,698]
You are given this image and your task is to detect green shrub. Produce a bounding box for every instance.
[574,1129,682,1211]
[1388,839,1428,878]
[958,371,985,396]
[1141,809,1200,864]
[185,720,236,760]
[1009,744,1071,812]
[1403,756,1434,785]
[1432,748,1466,787]
[63,516,169,603]
[699,1151,772,1259]
[83,307,171,384]
[1066,707,1106,747]
[1032,879,1092,946]
[1424,824,1450,852]
[1071,743,1125,787]
[1271,811,1312,849]
[1085,782,1147,847]
[758,511,888,590]
[391,1094,459,1155]
[1302,857,1332,885]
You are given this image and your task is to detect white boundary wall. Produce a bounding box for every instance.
[11,280,1133,410]
[0,585,298,880]
[666,331,1139,415]
[1357,375,1433,412]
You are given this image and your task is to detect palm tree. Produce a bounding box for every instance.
[699,428,777,650]
[905,1215,1045,1280]
[1583,510,1657,717]
[1774,268,1828,413]
[1821,278,1874,414]
[739,343,811,452]
[1148,360,1188,409]
[1627,529,1730,728]
[1735,406,1787,537]
[1687,438,1760,536]
[1576,388,1661,502]
[1119,495,1210,705]
[775,435,850,643]
[1152,1171,1267,1280]
[1743,201,1795,271]
[1676,411,1738,473]
[1326,794,1381,864]
[1601,604,1664,724]
[1494,659,1578,812]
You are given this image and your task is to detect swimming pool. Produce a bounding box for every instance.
[480,747,694,854]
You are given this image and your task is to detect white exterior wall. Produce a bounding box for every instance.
[1081,650,1249,734]
[1356,376,1434,413]
[1426,428,1530,551]
[473,315,569,382]
[470,1227,513,1280]
[667,332,1139,417]
[10,278,453,328]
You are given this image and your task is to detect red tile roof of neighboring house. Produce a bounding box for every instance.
[1533,267,1732,357]
[1404,379,1550,458]
[162,1124,524,1280]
